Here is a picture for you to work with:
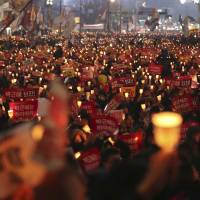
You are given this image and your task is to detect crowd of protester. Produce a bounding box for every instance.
[0,32,199,200]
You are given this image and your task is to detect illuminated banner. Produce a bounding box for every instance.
[4,88,39,100]
[9,100,38,121]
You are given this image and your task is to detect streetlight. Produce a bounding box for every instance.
[46,0,54,28]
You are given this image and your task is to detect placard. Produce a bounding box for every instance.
[79,148,100,173]
[9,100,38,121]
[91,115,118,135]
[148,63,163,75]
[4,88,39,100]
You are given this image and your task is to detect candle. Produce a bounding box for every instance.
[157,95,162,102]
[150,85,154,90]
[75,152,81,159]
[77,86,82,92]
[86,92,90,100]
[8,110,14,119]
[139,89,143,95]
[82,124,91,133]
[88,81,91,86]
[152,112,183,152]
[77,100,82,108]
[90,90,94,95]
[141,104,146,111]
[124,92,129,98]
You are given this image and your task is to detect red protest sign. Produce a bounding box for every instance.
[118,131,143,152]
[172,94,193,113]
[91,114,119,135]
[9,100,38,121]
[165,76,192,88]
[79,148,100,173]
[148,63,163,75]
[108,110,124,125]
[81,67,94,81]
[111,77,135,89]
[104,95,121,113]
[181,121,200,141]
[4,88,39,100]
[81,101,97,116]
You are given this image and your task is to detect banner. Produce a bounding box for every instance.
[104,95,121,113]
[79,148,100,173]
[118,131,143,152]
[107,110,124,125]
[121,86,136,97]
[181,121,200,141]
[91,114,118,135]
[148,63,163,75]
[111,77,135,89]
[81,101,96,116]
[165,76,192,88]
[4,88,39,100]
[81,67,94,81]
[10,0,31,12]
[172,94,193,113]
[9,100,38,121]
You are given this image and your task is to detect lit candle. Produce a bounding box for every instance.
[141,104,146,111]
[77,100,82,108]
[8,110,14,119]
[139,89,143,95]
[124,92,129,98]
[152,112,183,152]
[75,152,81,159]
[157,95,162,102]
[77,86,82,92]
[150,85,154,90]
[90,90,94,95]
[88,81,91,86]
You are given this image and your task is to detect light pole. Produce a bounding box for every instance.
[46,0,53,28]
[59,0,62,35]
[119,0,122,33]
[107,0,115,32]
[80,0,82,34]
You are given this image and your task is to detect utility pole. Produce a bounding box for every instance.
[59,0,62,35]
[119,0,122,33]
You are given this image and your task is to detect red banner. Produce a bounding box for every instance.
[4,88,39,100]
[118,131,143,152]
[81,101,97,116]
[172,94,193,113]
[108,110,124,125]
[111,77,135,89]
[91,115,119,135]
[165,76,192,88]
[80,148,100,173]
[81,67,94,81]
[181,121,200,141]
[9,100,38,121]
[148,63,163,75]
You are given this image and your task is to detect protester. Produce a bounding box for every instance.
[0,32,199,200]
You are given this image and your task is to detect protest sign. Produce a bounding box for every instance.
[79,148,100,173]
[4,88,39,100]
[9,100,38,121]
[91,115,118,135]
